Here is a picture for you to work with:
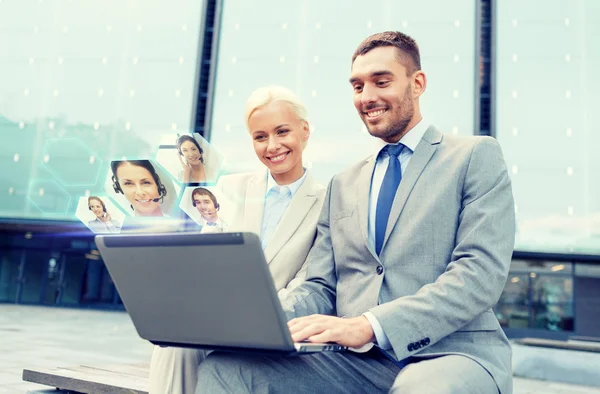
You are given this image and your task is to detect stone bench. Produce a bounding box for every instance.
[514,337,600,353]
[23,339,600,392]
[512,338,600,388]
[23,362,149,394]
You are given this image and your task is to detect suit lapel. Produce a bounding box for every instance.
[381,126,442,252]
[263,172,318,264]
[357,157,379,260]
[243,170,266,237]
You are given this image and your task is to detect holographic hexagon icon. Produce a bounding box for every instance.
[42,138,104,186]
[180,186,234,233]
[103,158,182,219]
[155,132,224,185]
[75,195,125,234]
[27,180,71,214]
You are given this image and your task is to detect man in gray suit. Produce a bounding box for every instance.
[195,31,515,394]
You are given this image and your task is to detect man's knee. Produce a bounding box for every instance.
[390,359,465,394]
[196,352,247,394]
[389,356,497,394]
[389,363,427,394]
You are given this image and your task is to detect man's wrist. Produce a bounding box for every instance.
[356,315,375,343]
[362,311,393,349]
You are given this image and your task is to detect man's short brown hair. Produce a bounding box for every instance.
[191,187,218,208]
[352,31,421,75]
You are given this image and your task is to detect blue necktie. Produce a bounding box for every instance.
[375,144,404,255]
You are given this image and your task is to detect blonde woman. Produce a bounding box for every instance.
[148,86,325,393]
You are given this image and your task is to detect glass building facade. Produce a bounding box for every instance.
[0,0,205,219]
[0,0,599,338]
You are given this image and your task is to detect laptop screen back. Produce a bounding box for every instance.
[95,232,295,351]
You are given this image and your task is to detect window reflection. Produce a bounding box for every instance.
[208,0,477,185]
[532,276,574,331]
[495,274,529,329]
[496,1,600,254]
[495,260,574,332]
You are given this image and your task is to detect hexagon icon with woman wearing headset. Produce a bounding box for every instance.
[103,159,182,219]
[75,195,125,234]
[155,132,224,185]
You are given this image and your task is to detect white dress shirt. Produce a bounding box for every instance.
[200,217,229,233]
[88,217,121,233]
[260,169,308,249]
[363,118,430,350]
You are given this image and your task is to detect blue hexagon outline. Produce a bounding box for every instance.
[27,179,72,215]
[41,138,104,187]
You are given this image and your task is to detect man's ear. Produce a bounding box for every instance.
[413,70,427,98]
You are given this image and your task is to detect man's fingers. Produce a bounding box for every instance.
[288,315,325,328]
[307,330,335,344]
[288,315,346,342]
[288,316,371,348]
[290,323,328,342]
[288,317,313,333]
[291,324,323,341]
[288,320,307,335]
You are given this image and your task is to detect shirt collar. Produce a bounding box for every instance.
[265,168,308,198]
[374,117,429,158]
[204,217,222,226]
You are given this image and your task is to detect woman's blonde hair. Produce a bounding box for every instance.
[244,85,308,131]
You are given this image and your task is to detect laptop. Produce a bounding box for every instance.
[95,231,347,355]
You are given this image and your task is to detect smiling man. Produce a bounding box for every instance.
[191,187,228,233]
[195,31,516,394]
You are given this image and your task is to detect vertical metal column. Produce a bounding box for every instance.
[191,0,223,140]
[476,0,495,137]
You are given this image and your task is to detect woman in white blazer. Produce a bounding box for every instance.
[148,86,326,394]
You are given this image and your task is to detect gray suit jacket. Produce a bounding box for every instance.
[281,126,516,394]
[216,169,326,295]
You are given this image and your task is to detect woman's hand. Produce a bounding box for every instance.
[177,154,192,182]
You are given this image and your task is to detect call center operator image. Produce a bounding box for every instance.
[177,135,208,184]
[86,196,121,233]
[191,187,228,233]
[110,160,169,217]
